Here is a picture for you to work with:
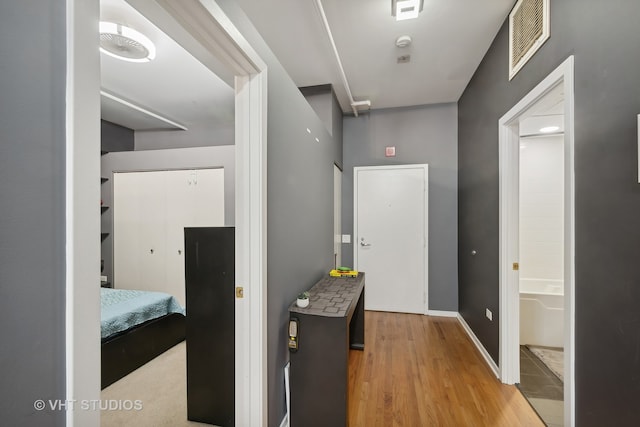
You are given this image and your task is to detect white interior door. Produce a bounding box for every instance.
[354,165,428,314]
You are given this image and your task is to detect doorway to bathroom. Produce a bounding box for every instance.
[498,57,575,427]
[517,84,566,426]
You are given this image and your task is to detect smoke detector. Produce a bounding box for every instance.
[99,22,156,63]
[395,35,412,48]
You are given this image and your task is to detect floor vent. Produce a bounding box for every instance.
[509,0,549,80]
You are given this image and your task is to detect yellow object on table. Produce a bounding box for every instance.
[329,269,359,278]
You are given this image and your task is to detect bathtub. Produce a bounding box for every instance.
[520,278,564,348]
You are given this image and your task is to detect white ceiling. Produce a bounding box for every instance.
[101,0,519,130]
[99,0,234,131]
[235,0,516,113]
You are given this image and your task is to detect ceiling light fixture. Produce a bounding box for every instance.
[392,0,424,21]
[539,126,560,133]
[99,22,156,63]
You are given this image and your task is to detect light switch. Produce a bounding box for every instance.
[341,234,351,244]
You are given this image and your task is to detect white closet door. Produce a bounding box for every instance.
[113,172,141,290]
[114,171,167,291]
[164,168,224,306]
[192,168,225,226]
[114,168,225,306]
[164,170,194,305]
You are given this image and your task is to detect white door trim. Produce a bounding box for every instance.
[498,56,575,427]
[65,1,102,426]
[66,1,268,425]
[353,164,429,314]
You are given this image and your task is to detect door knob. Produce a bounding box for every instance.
[360,238,371,247]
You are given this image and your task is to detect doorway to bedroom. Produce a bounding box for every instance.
[98,0,236,424]
[66,0,267,425]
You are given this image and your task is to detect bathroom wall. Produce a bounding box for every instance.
[519,135,564,284]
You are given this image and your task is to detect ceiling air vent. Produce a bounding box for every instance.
[509,0,549,80]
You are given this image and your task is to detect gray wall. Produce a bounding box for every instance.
[343,104,458,311]
[0,1,66,425]
[331,88,344,169]
[100,146,235,287]
[458,1,640,425]
[217,2,343,425]
[300,85,344,169]
[134,121,234,150]
[304,92,332,134]
[102,120,134,152]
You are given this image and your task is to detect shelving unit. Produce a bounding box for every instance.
[101,175,109,226]
[101,169,109,284]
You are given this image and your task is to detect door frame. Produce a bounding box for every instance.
[353,164,429,314]
[65,1,268,425]
[498,56,575,426]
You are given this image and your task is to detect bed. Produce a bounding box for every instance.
[101,288,186,389]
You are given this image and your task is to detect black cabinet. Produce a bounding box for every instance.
[184,227,235,426]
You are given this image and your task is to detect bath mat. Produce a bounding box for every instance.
[527,345,564,382]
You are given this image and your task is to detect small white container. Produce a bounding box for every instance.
[296,298,309,308]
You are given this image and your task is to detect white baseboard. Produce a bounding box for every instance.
[456,313,500,378]
[427,310,458,318]
[279,414,289,427]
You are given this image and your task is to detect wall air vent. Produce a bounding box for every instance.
[509,0,549,80]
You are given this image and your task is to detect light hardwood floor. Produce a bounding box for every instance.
[348,311,543,427]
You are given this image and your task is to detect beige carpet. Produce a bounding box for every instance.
[101,341,213,427]
[528,345,564,382]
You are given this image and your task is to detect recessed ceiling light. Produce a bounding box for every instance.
[99,22,156,63]
[539,126,560,133]
[392,0,423,21]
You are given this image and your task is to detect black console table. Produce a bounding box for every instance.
[288,273,365,427]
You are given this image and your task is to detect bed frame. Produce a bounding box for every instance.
[101,313,186,389]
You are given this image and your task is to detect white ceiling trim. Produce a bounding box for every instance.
[100,90,188,130]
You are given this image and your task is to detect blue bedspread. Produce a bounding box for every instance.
[100,288,185,339]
